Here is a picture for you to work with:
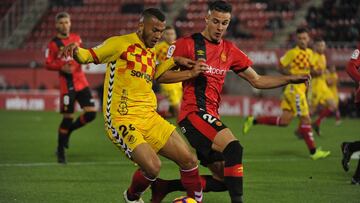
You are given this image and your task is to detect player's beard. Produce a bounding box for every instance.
[142,32,156,48]
[56,27,69,38]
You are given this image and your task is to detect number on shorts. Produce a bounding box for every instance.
[203,113,216,124]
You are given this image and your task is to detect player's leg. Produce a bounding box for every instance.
[182,112,243,202]
[211,128,243,203]
[243,96,294,134]
[106,120,161,202]
[151,117,226,203]
[312,96,337,135]
[298,115,330,160]
[69,87,96,134]
[56,92,75,163]
[352,159,360,185]
[125,143,162,202]
[341,141,360,172]
[158,130,203,202]
[57,113,73,163]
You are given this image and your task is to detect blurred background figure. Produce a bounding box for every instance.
[155,26,182,118]
[325,64,341,125]
[45,12,96,164]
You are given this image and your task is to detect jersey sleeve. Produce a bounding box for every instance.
[346,49,360,82]
[77,36,124,64]
[279,49,295,68]
[230,44,253,73]
[45,41,66,71]
[171,38,192,59]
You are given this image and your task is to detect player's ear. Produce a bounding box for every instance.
[138,22,144,33]
[205,13,210,24]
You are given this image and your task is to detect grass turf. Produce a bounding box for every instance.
[0,110,359,202]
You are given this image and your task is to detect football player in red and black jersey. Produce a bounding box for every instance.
[341,43,360,185]
[151,1,309,202]
[45,12,96,164]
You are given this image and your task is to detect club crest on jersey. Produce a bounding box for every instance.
[351,49,359,59]
[221,52,227,62]
[167,45,176,58]
[127,134,136,144]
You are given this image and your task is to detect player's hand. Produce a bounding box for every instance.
[58,42,79,59]
[190,59,209,77]
[173,56,196,68]
[61,63,73,74]
[288,74,311,84]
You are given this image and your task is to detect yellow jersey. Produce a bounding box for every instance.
[326,71,339,102]
[76,32,176,119]
[280,46,314,93]
[312,52,327,80]
[155,40,171,63]
[155,40,183,106]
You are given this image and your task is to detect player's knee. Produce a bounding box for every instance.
[279,117,291,126]
[60,117,73,129]
[178,151,198,170]
[223,141,243,165]
[144,159,162,178]
[84,111,96,122]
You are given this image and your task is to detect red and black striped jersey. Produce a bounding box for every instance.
[171,34,253,121]
[45,33,89,94]
[346,45,360,83]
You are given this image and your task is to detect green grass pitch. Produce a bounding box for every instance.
[0,110,359,202]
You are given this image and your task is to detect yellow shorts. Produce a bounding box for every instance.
[105,111,176,159]
[311,79,335,108]
[160,83,183,106]
[280,84,309,117]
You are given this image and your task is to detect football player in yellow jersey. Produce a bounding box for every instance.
[310,39,338,134]
[155,26,182,117]
[243,28,330,160]
[60,8,208,203]
[326,65,341,124]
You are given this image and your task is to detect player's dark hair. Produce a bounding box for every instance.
[165,25,174,30]
[296,27,309,34]
[314,37,324,43]
[208,0,232,13]
[141,8,165,22]
[55,12,70,22]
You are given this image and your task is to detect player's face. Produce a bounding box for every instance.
[140,17,166,48]
[315,41,326,53]
[205,10,231,42]
[56,17,71,37]
[163,29,176,44]
[296,32,310,49]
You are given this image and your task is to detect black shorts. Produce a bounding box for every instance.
[178,111,227,167]
[60,87,95,113]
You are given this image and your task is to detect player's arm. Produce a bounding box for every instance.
[278,50,295,75]
[156,59,208,83]
[60,37,120,64]
[346,49,360,82]
[237,66,309,89]
[45,42,66,71]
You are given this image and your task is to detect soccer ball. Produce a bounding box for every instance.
[172,196,197,203]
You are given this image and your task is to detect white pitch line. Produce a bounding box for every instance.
[0,157,344,167]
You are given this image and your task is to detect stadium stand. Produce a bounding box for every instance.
[304,0,360,48]
[23,0,173,49]
[0,0,357,105]
[174,0,303,49]
[0,0,16,18]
